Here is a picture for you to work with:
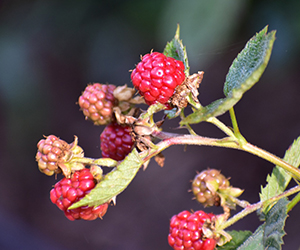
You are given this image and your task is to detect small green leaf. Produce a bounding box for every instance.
[181,26,276,125]
[223,26,275,96]
[163,24,190,76]
[237,225,264,250]
[68,149,143,209]
[263,198,288,250]
[237,198,288,250]
[218,230,252,250]
[260,136,300,206]
[164,108,179,119]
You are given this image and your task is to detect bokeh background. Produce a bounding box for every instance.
[1,0,300,249]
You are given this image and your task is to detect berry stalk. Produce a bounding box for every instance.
[143,130,300,181]
[217,184,300,231]
[228,107,245,142]
[70,157,118,168]
[206,116,236,138]
[208,114,300,180]
[287,190,300,212]
[241,143,300,181]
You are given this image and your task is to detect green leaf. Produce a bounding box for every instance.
[237,198,288,250]
[164,108,180,119]
[217,230,252,250]
[223,26,275,96]
[260,136,300,206]
[181,26,276,125]
[237,225,264,250]
[163,24,190,76]
[68,149,143,209]
[263,198,288,250]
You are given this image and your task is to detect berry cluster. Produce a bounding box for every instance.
[78,83,117,125]
[36,135,70,176]
[168,210,216,250]
[50,168,108,221]
[192,169,229,207]
[100,122,134,161]
[131,52,186,109]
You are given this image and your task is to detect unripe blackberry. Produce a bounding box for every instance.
[100,122,134,161]
[78,83,117,125]
[50,168,109,221]
[36,135,84,177]
[36,135,71,176]
[192,169,229,207]
[131,52,186,109]
[168,210,217,250]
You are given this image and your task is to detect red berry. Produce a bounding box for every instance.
[50,168,109,221]
[131,52,185,109]
[78,83,117,125]
[168,210,216,250]
[100,122,134,161]
[36,135,70,176]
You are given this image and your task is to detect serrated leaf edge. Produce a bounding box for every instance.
[68,149,143,209]
[260,136,300,207]
[181,27,276,125]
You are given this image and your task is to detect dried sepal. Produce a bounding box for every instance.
[170,71,204,109]
[113,84,136,102]
[90,165,103,182]
[154,153,165,167]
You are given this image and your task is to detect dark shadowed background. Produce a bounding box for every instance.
[0,0,300,249]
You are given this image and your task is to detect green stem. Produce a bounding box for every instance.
[228,197,250,208]
[144,132,239,162]
[218,185,300,231]
[217,201,262,231]
[242,143,300,180]
[229,107,239,135]
[229,107,247,144]
[149,131,300,180]
[180,109,197,136]
[207,115,300,180]
[287,189,300,212]
[71,157,118,167]
[267,185,300,205]
[206,117,235,137]
[140,102,165,120]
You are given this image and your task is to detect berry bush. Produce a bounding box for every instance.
[35,25,300,249]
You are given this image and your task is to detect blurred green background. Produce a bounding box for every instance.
[1,0,300,249]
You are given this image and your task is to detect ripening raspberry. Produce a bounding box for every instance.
[168,210,217,250]
[50,168,109,221]
[36,135,70,176]
[36,135,85,178]
[78,83,117,125]
[131,52,186,109]
[100,122,134,161]
[192,169,230,207]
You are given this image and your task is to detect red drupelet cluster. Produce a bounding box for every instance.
[131,52,186,109]
[168,210,216,250]
[78,83,117,125]
[50,168,108,221]
[100,122,134,161]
